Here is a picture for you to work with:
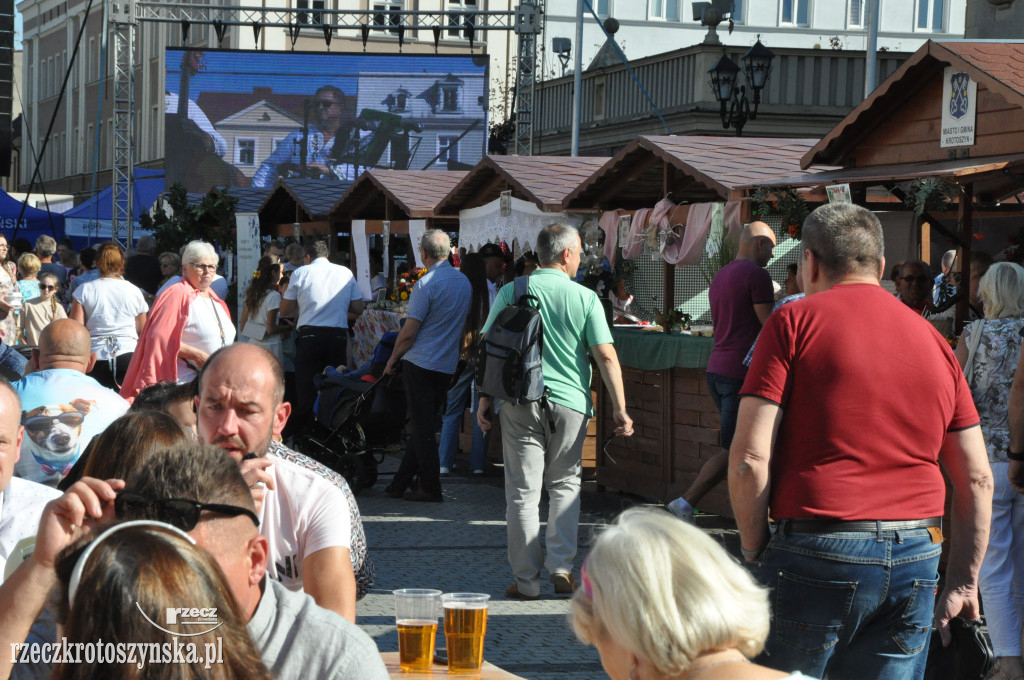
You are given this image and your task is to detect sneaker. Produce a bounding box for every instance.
[439,467,451,476]
[666,498,695,524]
[505,583,540,601]
[550,573,577,594]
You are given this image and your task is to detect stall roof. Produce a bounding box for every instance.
[331,170,469,220]
[741,152,1024,196]
[259,178,353,224]
[218,186,273,214]
[436,155,610,213]
[803,41,1024,169]
[564,136,827,209]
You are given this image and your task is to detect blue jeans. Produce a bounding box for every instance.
[438,362,489,471]
[752,525,942,680]
[706,372,744,449]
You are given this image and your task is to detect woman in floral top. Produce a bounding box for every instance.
[955,261,1024,680]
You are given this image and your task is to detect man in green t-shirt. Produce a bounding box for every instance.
[478,223,634,600]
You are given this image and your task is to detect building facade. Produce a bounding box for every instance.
[16,0,965,197]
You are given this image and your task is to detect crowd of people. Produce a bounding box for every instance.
[0,211,1020,680]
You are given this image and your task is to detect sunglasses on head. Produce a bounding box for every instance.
[114,491,260,531]
[23,410,86,435]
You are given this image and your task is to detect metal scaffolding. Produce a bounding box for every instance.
[109,1,543,243]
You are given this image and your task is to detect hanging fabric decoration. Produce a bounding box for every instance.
[598,211,619,267]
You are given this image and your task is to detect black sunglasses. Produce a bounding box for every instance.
[39,284,57,291]
[114,491,259,531]
[23,410,86,436]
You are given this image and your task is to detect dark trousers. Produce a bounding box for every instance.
[88,352,134,391]
[391,361,452,497]
[292,326,347,432]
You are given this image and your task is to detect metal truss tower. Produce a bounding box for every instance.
[109,2,543,242]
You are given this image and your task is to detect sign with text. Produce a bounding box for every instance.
[940,66,977,148]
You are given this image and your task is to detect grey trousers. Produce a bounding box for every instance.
[500,400,589,596]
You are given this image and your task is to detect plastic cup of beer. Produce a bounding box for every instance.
[442,592,490,673]
[393,588,441,672]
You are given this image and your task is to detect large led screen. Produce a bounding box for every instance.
[164,48,489,193]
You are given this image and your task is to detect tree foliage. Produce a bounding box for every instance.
[139,183,239,254]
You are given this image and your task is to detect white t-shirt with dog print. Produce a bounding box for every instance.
[13,369,130,486]
[260,446,352,592]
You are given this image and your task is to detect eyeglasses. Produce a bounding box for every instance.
[900,275,931,284]
[39,285,57,291]
[314,99,337,109]
[189,263,217,273]
[114,491,260,531]
[23,410,86,436]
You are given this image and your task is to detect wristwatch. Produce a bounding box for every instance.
[1008,449,1024,462]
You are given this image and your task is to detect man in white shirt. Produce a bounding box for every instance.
[279,239,363,433]
[197,342,360,622]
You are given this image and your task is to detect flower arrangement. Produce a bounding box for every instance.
[653,308,692,333]
[389,267,427,302]
[751,186,810,240]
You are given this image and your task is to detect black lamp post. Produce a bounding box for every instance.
[708,39,775,136]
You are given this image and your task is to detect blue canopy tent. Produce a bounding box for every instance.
[63,168,164,248]
[0,188,65,245]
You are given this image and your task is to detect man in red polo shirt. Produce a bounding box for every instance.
[729,203,992,680]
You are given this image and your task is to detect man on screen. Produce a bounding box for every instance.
[252,85,357,187]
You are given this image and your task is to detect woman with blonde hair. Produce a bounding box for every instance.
[53,521,272,680]
[572,508,813,680]
[71,243,149,390]
[955,261,1024,680]
[20,271,66,345]
[121,241,235,400]
[16,252,41,302]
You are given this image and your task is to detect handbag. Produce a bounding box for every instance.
[242,318,267,341]
[923,617,994,680]
[962,319,985,386]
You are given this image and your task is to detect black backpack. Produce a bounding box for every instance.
[477,276,545,405]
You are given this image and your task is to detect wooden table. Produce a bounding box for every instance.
[381,652,526,679]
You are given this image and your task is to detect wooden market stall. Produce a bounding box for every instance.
[562,135,828,516]
[749,40,1024,334]
[436,154,610,254]
[258,178,353,246]
[436,154,612,470]
[330,169,468,367]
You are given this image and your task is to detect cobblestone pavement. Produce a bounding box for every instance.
[354,454,742,680]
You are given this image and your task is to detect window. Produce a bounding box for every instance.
[297,0,326,25]
[780,0,809,25]
[447,1,477,39]
[437,135,459,164]
[649,0,678,20]
[731,0,744,23]
[236,138,256,166]
[593,80,606,119]
[848,0,864,26]
[430,75,464,113]
[917,0,945,31]
[374,2,403,35]
[384,88,412,113]
[272,137,285,152]
[595,0,610,18]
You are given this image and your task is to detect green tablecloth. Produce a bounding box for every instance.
[611,327,714,371]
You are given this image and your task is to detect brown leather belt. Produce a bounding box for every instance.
[778,517,941,534]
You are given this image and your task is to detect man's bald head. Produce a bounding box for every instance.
[200,343,285,404]
[35,319,94,372]
[738,221,777,268]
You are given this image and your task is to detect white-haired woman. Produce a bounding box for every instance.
[572,508,814,680]
[120,241,235,400]
[955,261,1024,680]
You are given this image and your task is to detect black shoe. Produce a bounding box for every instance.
[385,484,405,499]
[403,488,444,502]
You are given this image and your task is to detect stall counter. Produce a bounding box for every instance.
[596,327,732,518]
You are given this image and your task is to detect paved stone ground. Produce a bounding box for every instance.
[353,452,742,680]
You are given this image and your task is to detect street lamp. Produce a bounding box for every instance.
[553,37,572,77]
[707,39,775,136]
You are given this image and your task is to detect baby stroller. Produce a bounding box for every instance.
[294,331,407,493]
